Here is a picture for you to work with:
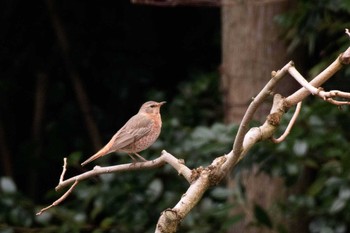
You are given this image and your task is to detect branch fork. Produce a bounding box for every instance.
[288,65,350,106]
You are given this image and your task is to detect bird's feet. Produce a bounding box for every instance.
[134,153,148,162]
[127,153,148,167]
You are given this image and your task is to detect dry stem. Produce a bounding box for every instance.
[271,101,302,143]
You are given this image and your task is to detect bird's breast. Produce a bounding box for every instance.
[121,114,162,153]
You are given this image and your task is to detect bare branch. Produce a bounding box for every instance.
[154,85,296,232]
[155,76,295,232]
[288,66,319,95]
[161,151,192,182]
[288,66,350,106]
[39,44,350,232]
[36,180,78,215]
[271,101,302,143]
[56,151,191,191]
[285,50,349,106]
[240,94,286,156]
[324,97,350,106]
[155,155,227,232]
[229,61,293,168]
[37,151,192,215]
[156,172,211,232]
[319,90,350,105]
[59,158,68,183]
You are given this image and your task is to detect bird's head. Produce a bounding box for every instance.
[139,101,166,115]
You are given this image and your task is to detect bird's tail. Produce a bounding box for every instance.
[81,147,109,166]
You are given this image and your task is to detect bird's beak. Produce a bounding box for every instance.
[159,101,166,106]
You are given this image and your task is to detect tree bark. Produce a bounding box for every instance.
[221,0,296,123]
[221,1,298,232]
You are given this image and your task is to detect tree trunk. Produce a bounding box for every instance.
[221,0,297,123]
[221,0,298,232]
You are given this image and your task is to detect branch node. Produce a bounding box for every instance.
[316,87,323,95]
[271,70,277,77]
[207,156,227,185]
[272,101,302,143]
[178,159,185,165]
[266,112,281,127]
[190,167,204,182]
[156,209,180,233]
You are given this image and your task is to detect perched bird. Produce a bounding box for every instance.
[81,101,166,166]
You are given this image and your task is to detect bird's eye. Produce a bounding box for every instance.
[150,104,157,108]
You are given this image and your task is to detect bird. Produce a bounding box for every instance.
[81,101,166,166]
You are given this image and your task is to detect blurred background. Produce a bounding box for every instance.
[1,0,350,232]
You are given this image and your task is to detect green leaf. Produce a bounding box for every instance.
[307,177,327,196]
[223,214,244,230]
[254,204,273,228]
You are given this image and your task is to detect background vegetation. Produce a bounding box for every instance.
[1,0,350,232]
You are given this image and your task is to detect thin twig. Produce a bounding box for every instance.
[56,151,191,191]
[288,66,350,106]
[321,90,350,105]
[37,151,191,215]
[36,180,79,215]
[271,101,302,143]
[59,158,67,183]
[325,98,350,106]
[229,61,293,168]
[161,151,192,182]
[285,54,344,106]
[288,66,319,95]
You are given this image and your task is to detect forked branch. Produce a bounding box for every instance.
[288,66,350,105]
[37,150,191,215]
[38,35,350,233]
[155,44,350,231]
[271,101,302,143]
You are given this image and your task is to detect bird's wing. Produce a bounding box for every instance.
[107,114,153,151]
[81,114,153,166]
